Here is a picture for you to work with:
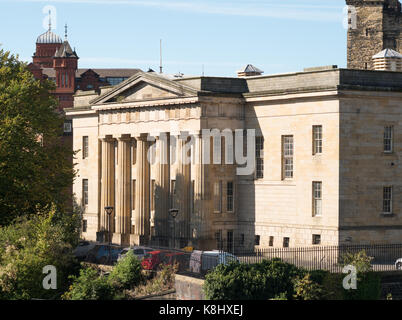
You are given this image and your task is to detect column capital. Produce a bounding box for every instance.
[117,134,132,142]
[133,133,149,141]
[100,135,116,142]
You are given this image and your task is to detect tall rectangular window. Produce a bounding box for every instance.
[215,230,223,250]
[256,136,264,179]
[82,179,88,206]
[83,136,89,159]
[82,220,87,233]
[313,126,322,155]
[384,126,393,153]
[282,135,294,179]
[383,186,393,214]
[214,181,222,213]
[283,237,290,248]
[227,230,234,253]
[227,181,234,212]
[313,182,322,217]
[269,236,274,247]
[170,180,176,208]
[191,180,195,214]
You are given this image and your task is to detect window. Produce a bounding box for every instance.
[106,77,127,86]
[312,234,321,245]
[313,182,322,217]
[227,181,234,212]
[240,234,245,246]
[191,180,195,214]
[83,136,89,159]
[255,235,260,246]
[82,179,88,206]
[383,186,393,214]
[215,230,223,250]
[227,230,234,253]
[313,126,322,154]
[283,237,290,248]
[282,136,294,179]
[269,236,274,247]
[64,122,72,133]
[384,126,393,153]
[87,84,94,90]
[82,220,87,233]
[213,181,222,213]
[256,136,264,179]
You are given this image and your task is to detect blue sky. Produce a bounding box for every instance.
[0,0,348,77]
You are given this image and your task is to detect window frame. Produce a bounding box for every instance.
[313,181,322,217]
[282,135,294,179]
[255,136,264,179]
[313,125,323,155]
[226,181,234,213]
[82,179,89,207]
[83,136,89,159]
[384,126,394,154]
[383,186,393,214]
[213,181,222,213]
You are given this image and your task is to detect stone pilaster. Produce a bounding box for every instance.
[155,133,170,243]
[133,134,150,244]
[114,135,132,244]
[100,136,115,233]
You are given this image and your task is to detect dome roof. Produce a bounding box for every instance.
[36,30,63,44]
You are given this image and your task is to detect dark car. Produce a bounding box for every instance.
[73,240,97,261]
[85,244,123,265]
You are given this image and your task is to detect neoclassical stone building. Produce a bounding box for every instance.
[66,66,402,250]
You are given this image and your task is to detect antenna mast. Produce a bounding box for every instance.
[160,39,163,74]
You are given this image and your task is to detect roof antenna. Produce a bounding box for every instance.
[48,10,52,31]
[202,64,205,77]
[160,39,163,74]
[65,23,68,41]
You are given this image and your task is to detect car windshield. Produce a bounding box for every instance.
[120,249,128,255]
[133,249,144,255]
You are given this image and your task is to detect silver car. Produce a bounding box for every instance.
[118,246,154,262]
[395,258,402,270]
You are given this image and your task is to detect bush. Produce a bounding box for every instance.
[133,264,177,297]
[203,258,306,300]
[108,251,143,289]
[0,206,80,300]
[62,266,114,300]
[293,274,324,300]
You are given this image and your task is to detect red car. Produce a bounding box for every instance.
[141,250,165,270]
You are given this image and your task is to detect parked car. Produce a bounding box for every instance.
[85,244,123,265]
[73,240,97,261]
[141,250,166,270]
[190,250,239,274]
[162,252,188,272]
[117,246,154,262]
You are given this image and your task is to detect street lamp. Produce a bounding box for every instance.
[104,206,114,264]
[169,208,179,248]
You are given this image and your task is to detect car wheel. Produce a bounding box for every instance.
[396,262,402,270]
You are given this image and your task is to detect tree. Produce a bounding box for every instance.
[0,48,75,225]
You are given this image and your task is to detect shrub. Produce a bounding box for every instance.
[203,258,306,300]
[62,266,114,300]
[108,251,143,289]
[0,206,80,300]
[133,264,177,297]
[293,274,324,300]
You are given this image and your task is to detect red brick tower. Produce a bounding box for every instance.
[53,25,79,110]
[32,24,63,69]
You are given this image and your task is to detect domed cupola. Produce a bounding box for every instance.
[36,30,63,44]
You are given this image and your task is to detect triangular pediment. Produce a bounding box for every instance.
[91,72,198,105]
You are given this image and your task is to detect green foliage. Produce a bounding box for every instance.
[203,258,306,300]
[108,251,143,289]
[133,264,177,297]
[0,49,75,225]
[293,274,324,300]
[62,266,115,300]
[0,206,80,299]
[341,250,373,274]
[270,292,288,300]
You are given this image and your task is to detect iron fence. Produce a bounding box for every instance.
[233,244,402,273]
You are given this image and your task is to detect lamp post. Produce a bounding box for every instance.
[104,206,114,264]
[169,208,179,248]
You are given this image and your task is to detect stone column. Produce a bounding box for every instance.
[192,132,205,242]
[114,135,131,245]
[134,134,150,244]
[155,133,170,245]
[176,132,191,243]
[100,136,115,234]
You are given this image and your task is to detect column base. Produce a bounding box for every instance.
[112,233,130,246]
[130,234,149,246]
